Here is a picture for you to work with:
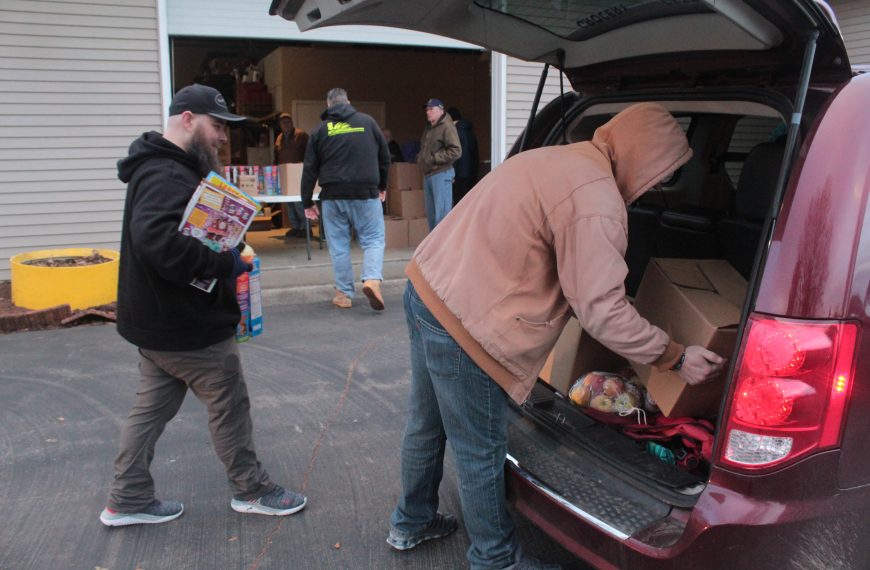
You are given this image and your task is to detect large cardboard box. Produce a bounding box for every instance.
[540,317,629,396]
[384,216,409,249]
[408,217,429,247]
[630,258,747,417]
[278,163,303,196]
[390,189,426,219]
[388,163,423,191]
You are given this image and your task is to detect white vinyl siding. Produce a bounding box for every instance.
[0,0,162,280]
[505,57,570,152]
[166,0,477,50]
[832,0,870,65]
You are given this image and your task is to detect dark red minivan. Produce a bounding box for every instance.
[273,1,870,567]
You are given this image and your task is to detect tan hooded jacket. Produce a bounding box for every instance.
[406,103,692,404]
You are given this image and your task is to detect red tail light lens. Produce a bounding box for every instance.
[719,314,859,471]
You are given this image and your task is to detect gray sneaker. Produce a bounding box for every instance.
[231,485,307,516]
[387,512,459,551]
[99,499,184,527]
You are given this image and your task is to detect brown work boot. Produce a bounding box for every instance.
[332,291,352,309]
[362,280,385,311]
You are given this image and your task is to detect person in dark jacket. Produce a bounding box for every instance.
[301,88,391,311]
[100,84,307,528]
[446,107,479,205]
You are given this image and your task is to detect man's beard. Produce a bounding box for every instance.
[189,126,222,175]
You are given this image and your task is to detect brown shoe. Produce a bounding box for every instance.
[362,280,385,311]
[332,291,352,309]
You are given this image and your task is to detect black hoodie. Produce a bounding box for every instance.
[115,131,239,351]
[300,103,390,208]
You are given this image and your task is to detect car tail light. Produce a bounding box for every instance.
[719,314,859,472]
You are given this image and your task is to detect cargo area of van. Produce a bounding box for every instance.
[505,97,791,542]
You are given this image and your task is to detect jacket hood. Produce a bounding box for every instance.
[591,103,692,204]
[117,131,199,183]
[321,103,357,121]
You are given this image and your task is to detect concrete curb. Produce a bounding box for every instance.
[261,277,407,306]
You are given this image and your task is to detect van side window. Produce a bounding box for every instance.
[725,116,784,186]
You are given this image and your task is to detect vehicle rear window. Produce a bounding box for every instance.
[725,116,785,185]
[474,0,715,40]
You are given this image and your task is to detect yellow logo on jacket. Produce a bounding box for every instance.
[327,122,365,136]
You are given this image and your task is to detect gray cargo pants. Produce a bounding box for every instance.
[107,336,273,512]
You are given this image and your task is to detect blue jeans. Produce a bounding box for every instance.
[391,281,519,569]
[424,168,455,230]
[321,198,385,297]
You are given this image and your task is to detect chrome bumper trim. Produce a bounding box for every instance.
[505,453,630,541]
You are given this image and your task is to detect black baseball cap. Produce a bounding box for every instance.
[169,84,246,122]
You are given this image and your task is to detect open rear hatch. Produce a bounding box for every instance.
[270,0,850,93]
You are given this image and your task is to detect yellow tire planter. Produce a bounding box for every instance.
[10,248,120,311]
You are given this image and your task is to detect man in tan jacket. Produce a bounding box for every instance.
[417,98,461,230]
[387,103,725,570]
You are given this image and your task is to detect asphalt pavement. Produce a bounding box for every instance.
[0,291,583,570]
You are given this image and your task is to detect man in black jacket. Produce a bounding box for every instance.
[99,84,306,527]
[301,88,391,311]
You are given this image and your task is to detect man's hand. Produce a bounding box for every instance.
[379,190,386,203]
[229,248,252,280]
[676,346,726,386]
[304,204,319,220]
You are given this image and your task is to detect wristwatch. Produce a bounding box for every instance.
[670,350,686,371]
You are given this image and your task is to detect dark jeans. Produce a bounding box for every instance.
[107,336,272,511]
[391,281,519,569]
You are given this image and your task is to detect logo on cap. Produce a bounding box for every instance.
[215,94,227,109]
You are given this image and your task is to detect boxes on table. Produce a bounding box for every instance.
[278,163,303,196]
[384,216,409,249]
[238,173,259,196]
[277,163,320,197]
[630,258,747,417]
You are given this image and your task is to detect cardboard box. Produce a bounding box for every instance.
[390,189,426,219]
[388,163,423,191]
[384,216,409,249]
[630,258,747,417]
[278,163,302,196]
[238,174,259,196]
[540,317,629,395]
[408,217,429,247]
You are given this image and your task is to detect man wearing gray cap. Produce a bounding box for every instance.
[418,98,461,230]
[100,84,307,527]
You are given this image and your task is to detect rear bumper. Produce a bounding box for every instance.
[506,452,870,569]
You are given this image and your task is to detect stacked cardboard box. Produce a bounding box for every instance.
[539,258,747,418]
[539,317,628,396]
[384,216,409,249]
[630,258,747,417]
[277,163,320,197]
[389,189,426,219]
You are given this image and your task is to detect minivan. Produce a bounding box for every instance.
[271,1,870,567]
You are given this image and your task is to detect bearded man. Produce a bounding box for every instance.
[99,84,307,527]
